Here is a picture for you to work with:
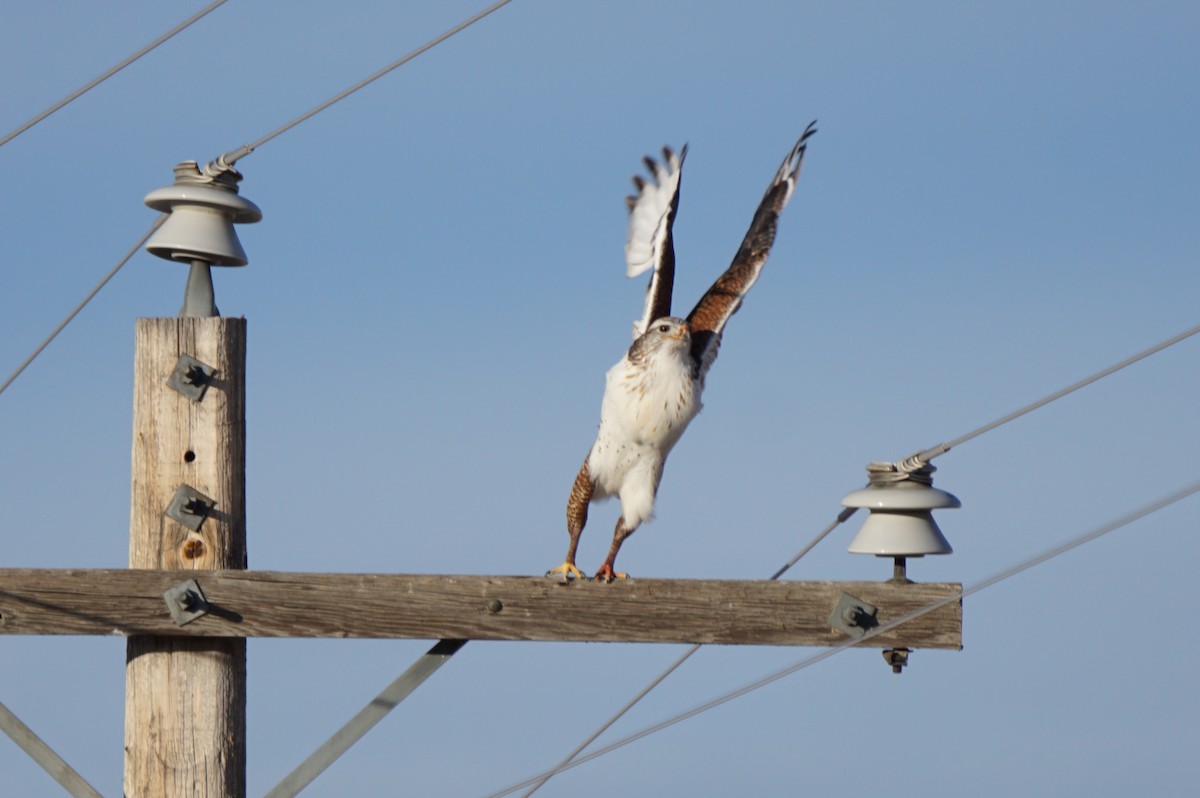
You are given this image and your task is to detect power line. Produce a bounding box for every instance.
[0,0,515,400]
[504,320,1200,795]
[513,507,857,797]
[912,323,1200,465]
[0,217,164,399]
[218,0,516,165]
[0,0,229,150]
[489,479,1200,797]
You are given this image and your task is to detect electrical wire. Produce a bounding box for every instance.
[488,479,1200,797]
[506,321,1200,795]
[3,3,1194,786]
[0,0,229,150]
[912,323,1200,464]
[0,217,164,399]
[219,0,515,165]
[0,0,515,400]
[514,507,858,797]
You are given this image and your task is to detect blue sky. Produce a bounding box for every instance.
[1,1,1197,795]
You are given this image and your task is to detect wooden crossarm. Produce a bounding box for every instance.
[0,569,962,649]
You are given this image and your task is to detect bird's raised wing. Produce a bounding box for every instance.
[686,121,816,381]
[625,145,687,339]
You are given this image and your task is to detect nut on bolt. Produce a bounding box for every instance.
[882,647,910,674]
[175,588,201,612]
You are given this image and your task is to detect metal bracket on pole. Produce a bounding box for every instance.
[164,484,216,531]
[163,579,209,626]
[828,592,879,639]
[264,639,467,798]
[166,354,216,402]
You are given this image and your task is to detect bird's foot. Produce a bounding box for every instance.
[547,562,586,581]
[593,564,628,583]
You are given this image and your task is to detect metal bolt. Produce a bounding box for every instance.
[882,647,910,674]
[487,599,504,614]
[166,355,216,402]
[183,364,209,386]
[163,579,209,626]
[175,589,201,612]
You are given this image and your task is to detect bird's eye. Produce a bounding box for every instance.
[658,324,670,333]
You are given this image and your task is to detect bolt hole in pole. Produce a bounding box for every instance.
[183,450,196,463]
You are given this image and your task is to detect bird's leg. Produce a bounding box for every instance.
[548,528,585,581]
[594,517,634,583]
[548,458,593,581]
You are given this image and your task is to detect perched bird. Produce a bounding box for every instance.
[549,122,817,582]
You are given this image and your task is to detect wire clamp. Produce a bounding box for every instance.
[163,579,209,626]
[165,484,216,531]
[167,354,216,402]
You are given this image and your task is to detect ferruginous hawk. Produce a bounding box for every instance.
[549,121,817,582]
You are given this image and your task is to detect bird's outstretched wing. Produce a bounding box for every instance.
[686,121,816,381]
[625,145,687,339]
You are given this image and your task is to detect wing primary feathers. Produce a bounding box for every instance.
[624,144,688,338]
[686,121,816,380]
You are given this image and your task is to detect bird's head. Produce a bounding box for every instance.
[628,316,691,365]
[628,316,691,364]
[647,316,690,344]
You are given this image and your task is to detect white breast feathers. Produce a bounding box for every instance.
[585,318,703,525]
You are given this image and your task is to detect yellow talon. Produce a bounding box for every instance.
[594,565,629,583]
[547,562,586,581]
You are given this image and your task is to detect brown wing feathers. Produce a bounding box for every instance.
[686,122,816,377]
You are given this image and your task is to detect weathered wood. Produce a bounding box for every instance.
[126,317,247,798]
[0,569,962,649]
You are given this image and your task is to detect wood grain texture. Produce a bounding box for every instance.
[128,317,246,572]
[0,569,962,649]
[125,317,247,798]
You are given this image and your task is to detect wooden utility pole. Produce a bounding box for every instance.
[126,317,247,798]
